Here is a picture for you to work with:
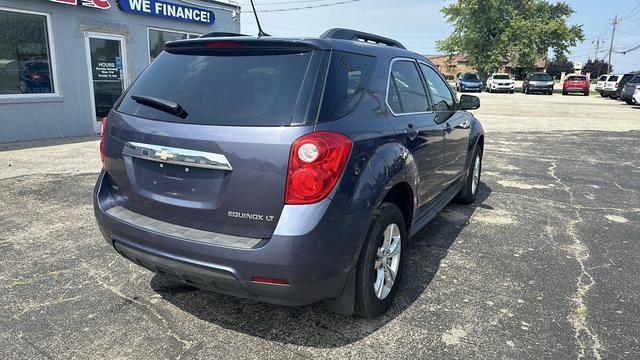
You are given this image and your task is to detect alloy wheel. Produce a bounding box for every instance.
[471,154,481,195]
[373,223,402,300]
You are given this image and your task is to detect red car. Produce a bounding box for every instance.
[562,75,590,96]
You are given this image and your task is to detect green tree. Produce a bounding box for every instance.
[581,59,612,79]
[546,55,574,79]
[436,0,584,81]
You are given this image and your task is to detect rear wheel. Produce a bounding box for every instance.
[626,100,634,105]
[600,93,607,97]
[455,146,483,204]
[584,91,590,96]
[354,203,406,318]
[562,91,568,95]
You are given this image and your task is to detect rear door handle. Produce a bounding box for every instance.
[405,124,418,140]
[445,123,453,133]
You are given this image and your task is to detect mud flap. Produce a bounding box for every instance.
[323,268,356,316]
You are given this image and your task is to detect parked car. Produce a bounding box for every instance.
[18,61,52,94]
[634,86,640,105]
[602,74,621,98]
[613,73,636,99]
[456,72,482,92]
[486,73,515,93]
[522,72,554,95]
[595,74,611,97]
[621,75,640,105]
[562,75,590,96]
[93,29,485,318]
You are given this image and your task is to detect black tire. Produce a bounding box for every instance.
[584,91,589,96]
[626,100,634,105]
[354,203,406,318]
[600,93,607,97]
[455,146,483,204]
[562,91,567,95]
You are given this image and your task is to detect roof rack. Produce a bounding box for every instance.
[321,28,406,49]
[199,32,249,38]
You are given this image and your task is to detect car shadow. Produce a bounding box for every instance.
[149,183,493,348]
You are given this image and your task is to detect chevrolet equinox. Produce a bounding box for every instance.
[93,29,485,317]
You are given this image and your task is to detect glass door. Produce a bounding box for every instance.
[84,33,128,133]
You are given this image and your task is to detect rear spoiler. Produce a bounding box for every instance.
[163,38,322,54]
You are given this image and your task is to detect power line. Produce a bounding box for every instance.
[623,0,640,20]
[241,0,359,12]
[242,0,342,5]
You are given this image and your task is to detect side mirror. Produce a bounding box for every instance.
[459,94,480,110]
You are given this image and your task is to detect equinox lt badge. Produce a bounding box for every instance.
[228,211,275,222]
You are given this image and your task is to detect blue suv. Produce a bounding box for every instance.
[94,29,484,317]
[455,72,483,92]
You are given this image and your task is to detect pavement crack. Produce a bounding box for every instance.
[549,162,602,360]
[84,267,194,358]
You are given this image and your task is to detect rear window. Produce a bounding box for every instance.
[117,51,313,126]
[318,51,375,122]
[531,73,552,81]
[567,76,587,81]
[629,76,640,84]
[598,75,608,81]
[608,76,619,82]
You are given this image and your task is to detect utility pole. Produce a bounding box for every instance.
[593,37,602,61]
[607,16,620,74]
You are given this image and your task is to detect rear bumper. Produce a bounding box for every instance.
[564,87,589,93]
[93,171,368,306]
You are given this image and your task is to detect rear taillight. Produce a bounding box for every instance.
[285,132,352,205]
[100,116,107,169]
[251,277,289,285]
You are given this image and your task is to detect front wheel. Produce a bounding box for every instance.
[354,203,406,318]
[455,147,482,204]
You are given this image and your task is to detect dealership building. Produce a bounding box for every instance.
[0,0,240,143]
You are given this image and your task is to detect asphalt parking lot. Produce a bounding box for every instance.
[1,93,639,359]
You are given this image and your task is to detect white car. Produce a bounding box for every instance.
[486,73,515,93]
[595,74,611,97]
[603,74,621,98]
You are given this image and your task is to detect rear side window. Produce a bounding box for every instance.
[387,60,429,114]
[117,51,313,126]
[318,51,375,122]
[420,64,455,112]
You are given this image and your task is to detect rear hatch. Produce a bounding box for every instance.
[103,39,327,239]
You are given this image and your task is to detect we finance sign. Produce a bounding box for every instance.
[117,0,215,25]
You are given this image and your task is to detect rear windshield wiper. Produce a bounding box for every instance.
[131,95,188,119]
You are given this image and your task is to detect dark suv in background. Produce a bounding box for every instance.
[621,75,640,105]
[94,29,484,317]
[522,72,554,95]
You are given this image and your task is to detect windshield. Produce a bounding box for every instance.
[493,74,510,80]
[460,73,479,80]
[117,51,313,126]
[531,73,552,81]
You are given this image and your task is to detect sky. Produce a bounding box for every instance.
[237,0,640,73]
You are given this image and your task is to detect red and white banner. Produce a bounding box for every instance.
[48,0,112,9]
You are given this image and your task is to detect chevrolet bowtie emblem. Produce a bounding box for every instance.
[155,149,175,161]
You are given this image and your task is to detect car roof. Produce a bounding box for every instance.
[173,29,432,64]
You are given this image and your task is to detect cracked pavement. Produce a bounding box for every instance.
[1,93,639,359]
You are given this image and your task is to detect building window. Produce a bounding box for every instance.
[148,29,201,62]
[0,9,55,95]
